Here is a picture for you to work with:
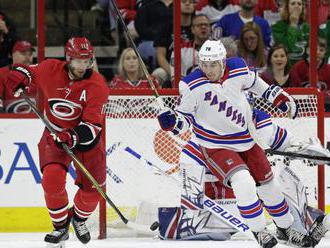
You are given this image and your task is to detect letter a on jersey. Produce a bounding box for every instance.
[79,90,87,101]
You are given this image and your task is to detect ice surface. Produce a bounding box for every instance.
[0,233,329,248]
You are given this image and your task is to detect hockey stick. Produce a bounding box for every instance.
[21,93,158,233]
[115,144,254,238]
[265,149,330,163]
[109,0,163,106]
[245,102,330,164]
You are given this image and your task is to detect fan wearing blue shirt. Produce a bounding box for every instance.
[213,0,272,47]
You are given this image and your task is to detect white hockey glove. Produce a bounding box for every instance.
[286,137,330,164]
[262,85,298,119]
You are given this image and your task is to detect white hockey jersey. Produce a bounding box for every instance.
[177,57,270,151]
[181,108,290,183]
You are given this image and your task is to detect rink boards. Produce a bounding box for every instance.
[0,118,329,232]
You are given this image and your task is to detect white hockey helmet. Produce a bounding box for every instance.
[198,40,227,62]
[199,40,227,80]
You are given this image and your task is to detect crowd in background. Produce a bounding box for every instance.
[0,0,330,112]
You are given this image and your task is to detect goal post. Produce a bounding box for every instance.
[97,87,325,239]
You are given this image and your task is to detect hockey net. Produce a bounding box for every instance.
[92,87,325,239]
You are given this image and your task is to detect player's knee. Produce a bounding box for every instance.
[230,169,257,201]
[42,164,66,195]
[257,178,287,206]
[75,189,100,205]
[257,178,278,199]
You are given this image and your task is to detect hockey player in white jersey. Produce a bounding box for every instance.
[157,39,314,248]
[158,108,330,247]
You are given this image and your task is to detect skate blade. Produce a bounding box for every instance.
[46,240,66,248]
[277,240,312,248]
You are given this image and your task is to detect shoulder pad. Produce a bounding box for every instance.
[182,69,208,91]
[226,57,249,78]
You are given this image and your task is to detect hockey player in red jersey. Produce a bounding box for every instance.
[5,37,109,246]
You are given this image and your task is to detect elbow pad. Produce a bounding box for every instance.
[73,121,102,151]
[262,85,298,119]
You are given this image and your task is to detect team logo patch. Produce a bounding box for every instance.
[6,98,35,113]
[226,159,234,166]
[48,98,82,120]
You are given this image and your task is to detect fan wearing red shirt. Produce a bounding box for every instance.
[110,47,160,88]
[290,37,330,111]
[117,0,137,23]
[4,37,109,246]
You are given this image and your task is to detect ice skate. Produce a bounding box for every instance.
[71,214,91,244]
[309,215,329,246]
[44,226,69,248]
[252,228,278,248]
[277,225,313,247]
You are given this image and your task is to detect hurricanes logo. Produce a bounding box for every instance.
[48,98,82,121]
[5,99,35,113]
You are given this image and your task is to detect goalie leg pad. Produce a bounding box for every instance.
[158,207,233,240]
[257,178,293,229]
[158,207,183,240]
[181,163,205,210]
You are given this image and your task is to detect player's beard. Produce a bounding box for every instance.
[68,65,85,80]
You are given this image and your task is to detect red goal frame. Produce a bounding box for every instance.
[99,87,325,239]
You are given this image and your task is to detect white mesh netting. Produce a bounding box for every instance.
[253,94,321,206]
[91,90,323,238]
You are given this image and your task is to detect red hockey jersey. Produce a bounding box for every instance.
[27,59,109,130]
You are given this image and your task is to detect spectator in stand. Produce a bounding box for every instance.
[238,22,267,72]
[109,47,160,88]
[306,0,329,26]
[226,0,280,25]
[290,37,330,111]
[319,19,330,63]
[0,40,35,113]
[170,14,211,79]
[194,0,240,24]
[135,0,173,71]
[153,0,195,88]
[254,0,279,25]
[220,36,238,57]
[261,43,292,87]
[0,11,17,67]
[212,0,272,47]
[271,0,309,66]
[93,0,138,43]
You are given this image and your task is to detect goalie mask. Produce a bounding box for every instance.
[199,40,227,82]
